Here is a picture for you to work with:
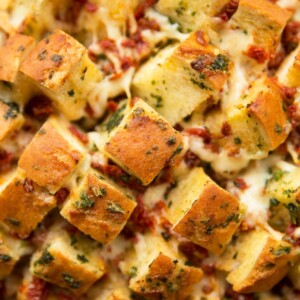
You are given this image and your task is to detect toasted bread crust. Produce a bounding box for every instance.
[61,171,136,244]
[104,100,183,185]
[0,169,56,238]
[18,120,83,193]
[0,101,24,142]
[0,34,35,83]
[228,237,297,293]
[130,253,203,299]
[173,181,240,255]
[20,30,85,89]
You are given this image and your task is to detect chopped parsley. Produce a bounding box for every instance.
[150,94,163,108]
[106,202,125,214]
[272,246,291,256]
[35,248,54,266]
[91,186,106,197]
[209,54,229,72]
[77,254,89,263]
[2,101,19,120]
[105,103,126,132]
[74,191,95,209]
[62,273,81,289]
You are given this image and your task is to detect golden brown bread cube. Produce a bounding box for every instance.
[60,169,136,244]
[103,99,184,185]
[265,166,300,205]
[0,100,24,142]
[18,117,86,194]
[121,233,203,300]
[30,225,106,296]
[0,228,21,280]
[231,0,291,54]
[166,167,241,255]
[220,229,298,293]
[277,44,300,88]
[227,77,290,155]
[0,169,56,238]
[132,32,232,125]
[0,34,35,83]
[155,0,230,33]
[20,30,103,120]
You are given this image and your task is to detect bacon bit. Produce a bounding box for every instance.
[121,39,137,48]
[88,50,98,62]
[85,2,98,13]
[185,127,211,143]
[221,122,232,136]
[55,188,70,205]
[179,241,208,267]
[107,100,119,112]
[120,56,134,71]
[289,104,300,128]
[69,125,89,144]
[125,194,155,234]
[216,0,239,22]
[138,18,160,31]
[205,142,220,153]
[282,21,300,54]
[202,284,214,294]
[92,162,146,192]
[99,39,118,53]
[25,96,53,120]
[233,178,248,190]
[153,200,167,212]
[201,262,216,275]
[85,103,95,117]
[135,0,158,20]
[239,220,255,232]
[26,277,48,300]
[184,150,201,169]
[23,178,34,193]
[246,45,268,64]
[195,31,208,46]
[0,150,14,173]
[268,51,286,70]
[56,0,86,24]
[270,77,296,105]
[225,286,255,300]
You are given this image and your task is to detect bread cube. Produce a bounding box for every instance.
[103,99,184,185]
[227,77,290,155]
[18,117,86,193]
[20,30,103,120]
[222,229,298,293]
[60,169,136,244]
[0,227,22,279]
[155,0,229,33]
[132,32,232,125]
[166,167,241,255]
[266,167,300,205]
[121,233,203,299]
[30,225,106,296]
[0,34,35,83]
[0,100,24,142]
[231,0,291,53]
[277,45,300,88]
[0,168,56,238]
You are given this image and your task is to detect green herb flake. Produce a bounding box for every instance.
[62,273,81,289]
[0,254,12,262]
[274,123,282,134]
[166,136,177,146]
[106,202,125,214]
[234,137,242,145]
[270,198,280,207]
[272,246,291,256]
[3,101,19,120]
[74,191,95,209]
[209,54,229,72]
[91,186,106,197]
[6,218,21,226]
[285,203,300,225]
[105,103,126,132]
[77,254,89,263]
[68,89,75,97]
[51,54,63,64]
[150,93,163,108]
[35,248,54,266]
[129,266,138,278]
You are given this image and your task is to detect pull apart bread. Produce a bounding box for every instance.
[1,0,300,299]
